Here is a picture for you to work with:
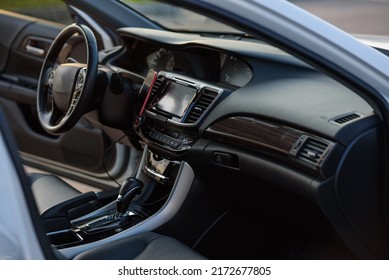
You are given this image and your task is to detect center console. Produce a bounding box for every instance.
[46,148,183,251]
[135,70,225,152]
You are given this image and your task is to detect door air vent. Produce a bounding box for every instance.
[330,112,363,125]
[291,135,332,167]
[185,89,218,124]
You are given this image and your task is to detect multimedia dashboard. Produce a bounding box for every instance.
[105,28,376,179]
[133,70,227,151]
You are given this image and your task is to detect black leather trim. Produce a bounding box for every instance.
[74,232,206,260]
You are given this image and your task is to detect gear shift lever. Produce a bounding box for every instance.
[116,177,143,216]
[74,177,143,233]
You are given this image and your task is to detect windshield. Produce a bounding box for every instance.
[120,0,389,36]
[120,0,243,34]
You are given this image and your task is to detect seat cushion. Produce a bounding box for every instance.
[29,173,82,215]
[74,232,206,260]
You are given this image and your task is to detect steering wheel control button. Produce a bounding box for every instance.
[75,68,86,91]
[47,68,55,88]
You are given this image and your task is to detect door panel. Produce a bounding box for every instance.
[0,12,30,71]
[0,10,135,188]
[0,12,59,105]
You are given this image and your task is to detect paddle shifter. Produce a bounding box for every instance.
[116,177,143,217]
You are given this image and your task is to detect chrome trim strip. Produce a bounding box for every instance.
[26,45,45,56]
[144,165,169,181]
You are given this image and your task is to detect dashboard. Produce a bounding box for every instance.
[102,28,376,179]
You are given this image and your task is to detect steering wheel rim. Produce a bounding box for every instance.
[37,23,98,134]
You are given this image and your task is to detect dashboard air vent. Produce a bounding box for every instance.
[185,90,218,124]
[150,75,165,95]
[294,136,331,166]
[331,112,362,125]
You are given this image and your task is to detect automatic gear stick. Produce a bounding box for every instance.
[116,177,143,216]
[74,177,144,233]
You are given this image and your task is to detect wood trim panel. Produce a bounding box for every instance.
[205,117,304,158]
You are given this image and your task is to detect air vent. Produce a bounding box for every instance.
[150,75,165,95]
[294,136,331,166]
[185,90,218,124]
[331,112,363,125]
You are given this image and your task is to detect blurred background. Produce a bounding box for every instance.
[290,0,389,36]
[0,0,388,36]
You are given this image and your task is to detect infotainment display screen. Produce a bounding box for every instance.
[156,82,197,118]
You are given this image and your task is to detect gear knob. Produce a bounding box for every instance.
[116,177,143,214]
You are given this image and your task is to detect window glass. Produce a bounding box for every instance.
[289,0,389,36]
[0,0,72,25]
[121,0,389,36]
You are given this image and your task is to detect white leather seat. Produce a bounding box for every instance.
[74,232,206,260]
[29,173,82,215]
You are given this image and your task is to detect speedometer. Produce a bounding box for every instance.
[148,48,175,72]
[220,54,253,87]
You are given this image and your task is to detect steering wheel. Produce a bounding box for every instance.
[37,24,98,134]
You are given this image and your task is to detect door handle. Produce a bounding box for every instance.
[22,37,51,57]
[25,44,45,56]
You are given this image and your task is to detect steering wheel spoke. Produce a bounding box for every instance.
[66,93,79,117]
[74,67,86,95]
[40,101,63,128]
[49,105,64,126]
[44,67,56,88]
[65,67,87,117]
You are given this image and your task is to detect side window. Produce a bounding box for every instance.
[0,0,72,25]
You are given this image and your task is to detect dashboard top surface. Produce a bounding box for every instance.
[114,27,375,144]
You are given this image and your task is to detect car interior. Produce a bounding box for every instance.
[0,0,389,260]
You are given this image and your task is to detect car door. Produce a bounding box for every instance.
[0,2,138,189]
